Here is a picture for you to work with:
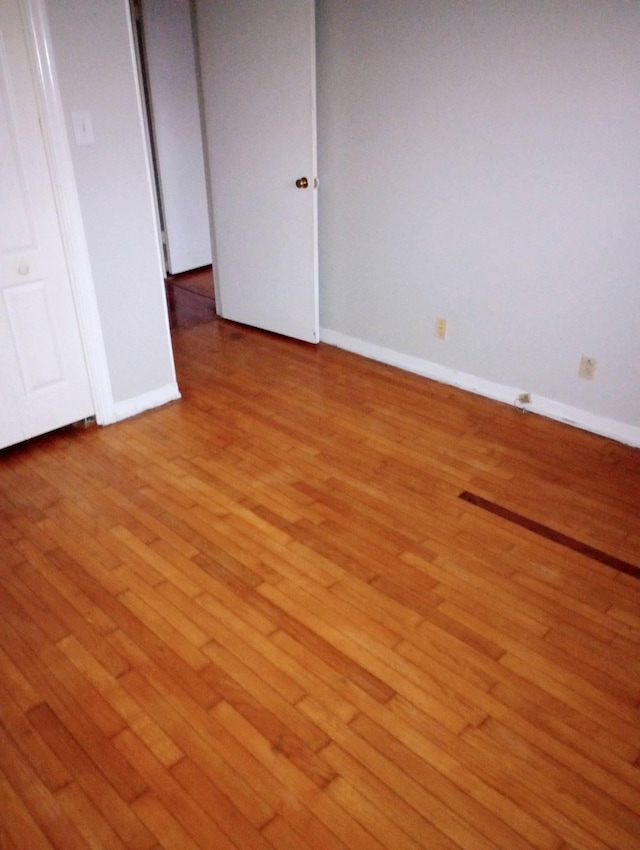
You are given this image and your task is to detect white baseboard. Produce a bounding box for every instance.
[320,328,640,449]
[112,382,181,422]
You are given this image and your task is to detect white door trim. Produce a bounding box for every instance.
[19,0,116,425]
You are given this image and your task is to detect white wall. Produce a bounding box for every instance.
[317,0,640,444]
[45,0,178,410]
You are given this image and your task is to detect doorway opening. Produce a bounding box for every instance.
[131,0,215,332]
[165,265,216,330]
[132,0,319,345]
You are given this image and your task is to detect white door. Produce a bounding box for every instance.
[196,0,319,343]
[141,0,212,275]
[0,0,93,450]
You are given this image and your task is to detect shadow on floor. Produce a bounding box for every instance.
[165,265,216,329]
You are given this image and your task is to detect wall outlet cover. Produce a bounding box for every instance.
[578,355,596,380]
[435,317,447,340]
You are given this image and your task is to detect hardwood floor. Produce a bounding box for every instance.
[165,266,216,329]
[1,318,639,849]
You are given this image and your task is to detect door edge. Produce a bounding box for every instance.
[19,0,116,425]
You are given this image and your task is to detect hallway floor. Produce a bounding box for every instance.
[165,266,216,330]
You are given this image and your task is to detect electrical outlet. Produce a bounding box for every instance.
[578,355,596,380]
[435,317,447,340]
[517,392,531,405]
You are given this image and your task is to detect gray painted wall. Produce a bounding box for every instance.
[45,0,176,407]
[317,0,640,433]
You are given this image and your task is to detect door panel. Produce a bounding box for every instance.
[4,281,64,392]
[196,0,319,343]
[0,0,93,450]
[0,84,33,253]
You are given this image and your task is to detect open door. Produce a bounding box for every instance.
[195,0,319,343]
[0,0,94,450]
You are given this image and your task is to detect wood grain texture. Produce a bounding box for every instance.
[1,316,639,849]
[459,491,640,579]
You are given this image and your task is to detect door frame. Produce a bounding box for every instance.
[19,0,116,425]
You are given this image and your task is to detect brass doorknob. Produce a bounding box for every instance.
[295,177,309,189]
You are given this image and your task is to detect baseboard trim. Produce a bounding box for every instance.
[112,383,181,423]
[320,328,640,449]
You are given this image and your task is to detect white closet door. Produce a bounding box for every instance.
[0,0,93,450]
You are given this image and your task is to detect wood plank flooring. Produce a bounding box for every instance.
[1,317,639,849]
[165,266,216,329]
